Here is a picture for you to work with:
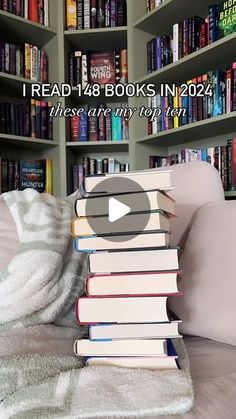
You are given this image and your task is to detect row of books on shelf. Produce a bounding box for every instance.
[72,157,129,191]
[146,0,164,13]
[147,3,236,73]
[0,100,53,140]
[69,49,127,87]
[0,0,49,26]
[73,170,181,369]
[66,0,127,30]
[149,139,236,192]
[0,41,48,82]
[148,64,236,135]
[70,105,129,142]
[0,158,52,194]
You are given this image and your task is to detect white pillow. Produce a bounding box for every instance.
[170,201,236,346]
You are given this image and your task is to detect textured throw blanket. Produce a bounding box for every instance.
[0,190,194,418]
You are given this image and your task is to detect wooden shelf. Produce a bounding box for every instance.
[0,10,56,47]
[67,140,129,153]
[135,33,236,86]
[0,72,39,96]
[0,134,58,151]
[135,112,236,147]
[134,0,221,35]
[65,26,127,50]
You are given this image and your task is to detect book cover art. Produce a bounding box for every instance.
[19,160,46,193]
[89,51,116,85]
[219,0,236,37]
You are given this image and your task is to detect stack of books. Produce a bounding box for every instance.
[72,170,182,370]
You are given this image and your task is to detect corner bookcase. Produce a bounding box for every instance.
[1,0,236,199]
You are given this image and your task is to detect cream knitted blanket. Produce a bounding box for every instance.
[0,190,193,418]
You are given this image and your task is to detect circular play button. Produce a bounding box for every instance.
[85,177,151,242]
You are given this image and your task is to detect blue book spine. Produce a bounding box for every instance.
[161,97,165,131]
[201,149,208,162]
[155,37,161,70]
[209,5,219,44]
[79,111,88,141]
[213,70,224,117]
[116,115,122,140]
[181,95,188,125]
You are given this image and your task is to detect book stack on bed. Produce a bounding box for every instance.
[72,170,182,370]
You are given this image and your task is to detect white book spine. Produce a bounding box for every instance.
[24,0,28,19]
[82,55,88,89]
[108,158,115,173]
[84,0,90,29]
[173,23,179,63]
[44,0,49,26]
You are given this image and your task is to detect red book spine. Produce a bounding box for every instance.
[71,116,80,142]
[200,22,207,48]
[29,0,38,22]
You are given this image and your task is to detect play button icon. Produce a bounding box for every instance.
[109,198,131,223]
[84,176,151,243]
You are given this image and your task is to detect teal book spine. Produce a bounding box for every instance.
[111,112,122,141]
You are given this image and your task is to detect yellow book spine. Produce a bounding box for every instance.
[173,87,179,128]
[45,159,53,195]
[66,0,77,30]
[25,43,31,80]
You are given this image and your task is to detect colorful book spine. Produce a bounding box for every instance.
[66,0,77,30]
[45,159,53,194]
[80,110,88,141]
[77,0,83,29]
[28,0,38,22]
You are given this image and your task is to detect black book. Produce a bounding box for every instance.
[97,0,105,28]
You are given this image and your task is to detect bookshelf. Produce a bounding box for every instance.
[128,0,236,199]
[0,0,236,199]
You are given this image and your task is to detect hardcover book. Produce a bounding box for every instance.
[19,160,45,193]
[219,0,236,36]
[89,51,116,85]
[76,296,169,324]
[85,271,180,296]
